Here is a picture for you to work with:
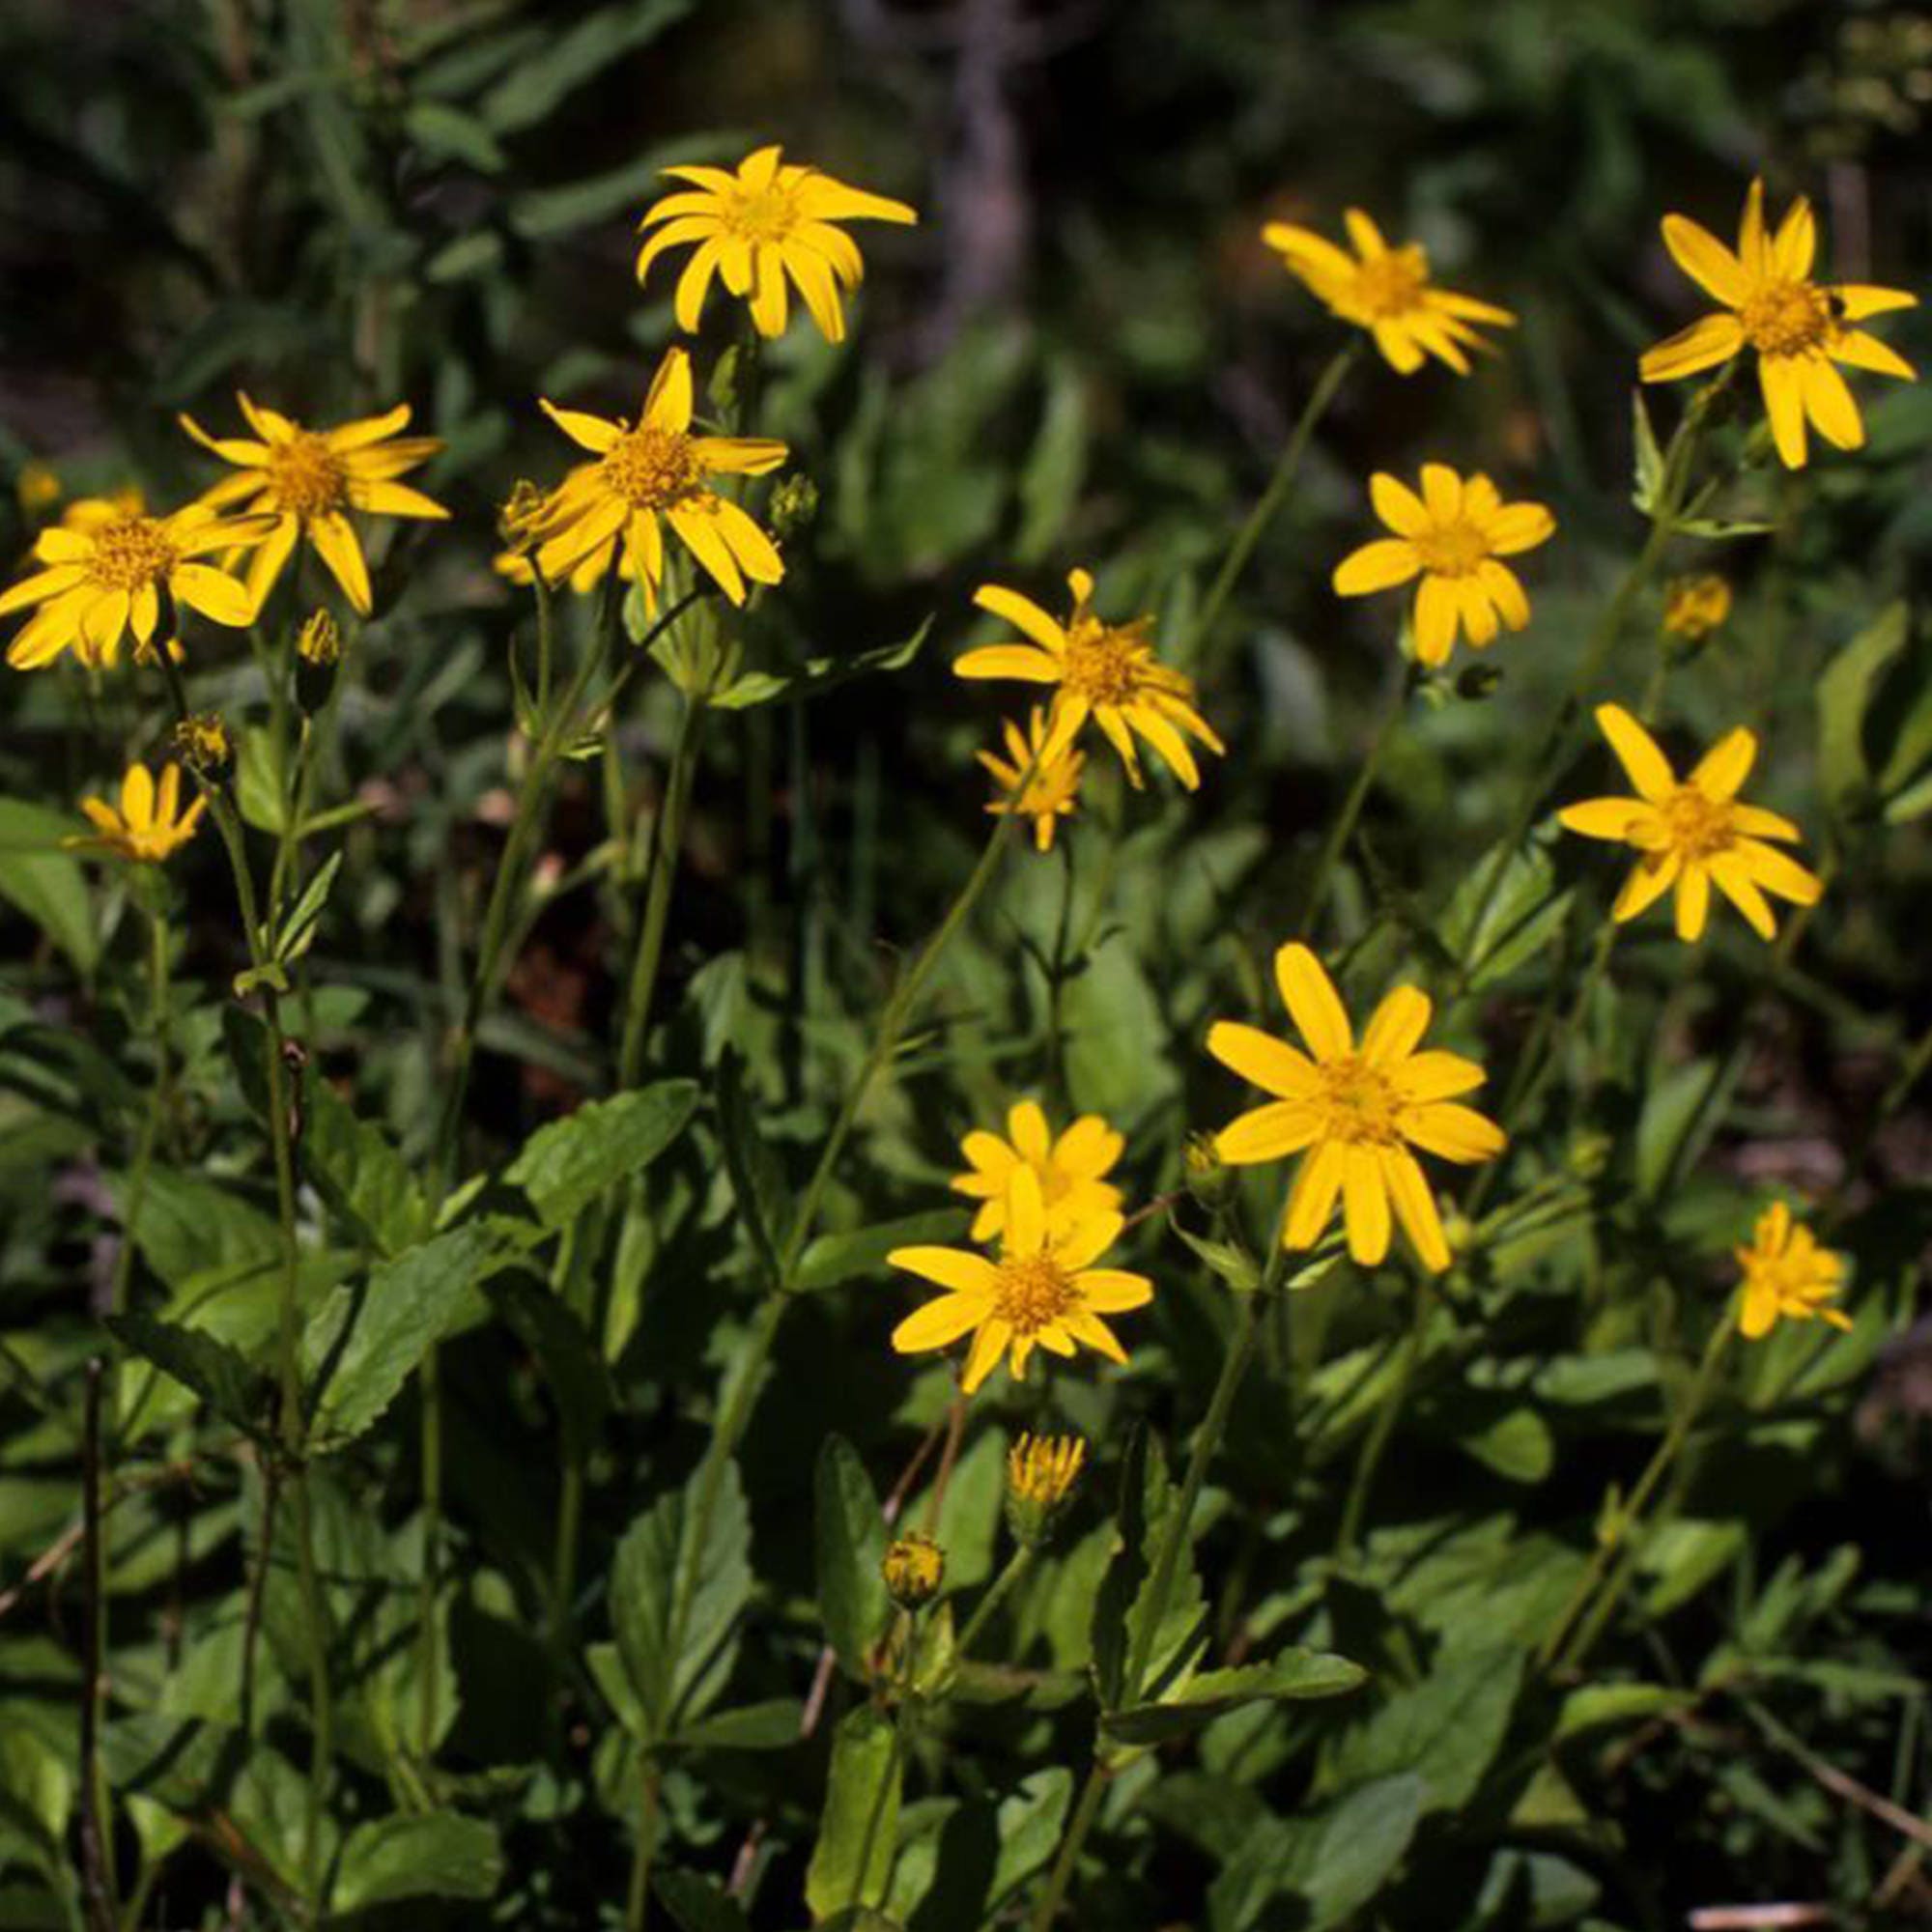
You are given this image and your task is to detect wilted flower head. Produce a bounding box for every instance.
[1662,574,1732,642]
[171,712,232,774]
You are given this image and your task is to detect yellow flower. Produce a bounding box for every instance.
[636,144,918,341]
[1262,208,1515,375]
[1662,573,1732,641]
[1638,178,1917,469]
[1736,1201,1850,1339]
[179,395,447,615]
[881,1532,945,1608]
[1332,465,1555,668]
[955,569,1224,790]
[888,1168,1152,1394]
[979,707,1085,852]
[527,348,786,611]
[1208,943,1504,1273]
[950,1099,1124,1243]
[1007,1432,1085,1510]
[1557,704,1824,943]
[2,500,270,670]
[67,762,207,864]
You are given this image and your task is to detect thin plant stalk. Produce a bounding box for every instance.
[1291,666,1412,935]
[952,1546,1036,1662]
[1335,1268,1431,1562]
[1189,341,1359,676]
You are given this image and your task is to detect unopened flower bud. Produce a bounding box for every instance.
[1006,1433,1085,1548]
[171,712,232,774]
[769,474,818,540]
[1183,1131,1236,1211]
[297,609,341,668]
[881,1532,944,1610]
[498,479,548,554]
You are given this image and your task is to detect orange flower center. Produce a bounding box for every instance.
[1062,618,1145,706]
[1662,785,1737,861]
[1413,518,1492,578]
[266,433,349,518]
[1316,1056,1403,1146]
[85,514,177,592]
[1353,244,1430,318]
[1740,280,1833,357]
[599,425,702,510]
[991,1251,1077,1336]
[724,182,805,243]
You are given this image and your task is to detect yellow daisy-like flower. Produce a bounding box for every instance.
[636,144,918,342]
[66,762,207,864]
[1638,178,1918,469]
[950,1099,1125,1243]
[1662,573,1732,641]
[1208,944,1504,1273]
[178,395,446,616]
[1332,465,1555,668]
[1558,704,1824,944]
[1262,208,1515,376]
[2,500,270,670]
[527,348,786,611]
[1735,1201,1850,1339]
[955,569,1224,790]
[888,1169,1152,1395]
[980,707,1086,853]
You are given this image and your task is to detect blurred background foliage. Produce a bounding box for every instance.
[2,1,1932,1928]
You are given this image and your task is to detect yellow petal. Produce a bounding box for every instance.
[1342,1147,1391,1265]
[1333,538,1420,597]
[892,1294,987,1353]
[1661,213,1750,307]
[1595,703,1674,803]
[1639,312,1746,384]
[1360,984,1432,1065]
[1207,1020,1321,1098]
[1215,1101,1323,1165]
[1273,944,1352,1062]
[1402,1102,1505,1164]
[888,1246,999,1295]
[1283,1139,1346,1249]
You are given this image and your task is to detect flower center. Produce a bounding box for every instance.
[1317,1056,1403,1146]
[1740,280,1833,357]
[599,424,702,510]
[724,184,803,243]
[1353,244,1430,318]
[1413,518,1492,578]
[1662,785,1737,860]
[266,433,349,518]
[1062,619,1144,705]
[991,1252,1077,1336]
[85,514,177,592]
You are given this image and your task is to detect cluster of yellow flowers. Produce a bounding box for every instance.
[6,156,1889,1373]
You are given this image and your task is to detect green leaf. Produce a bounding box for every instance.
[485,1272,612,1462]
[708,619,931,711]
[1635,1056,1719,1200]
[1630,388,1664,515]
[654,1869,753,1932]
[815,1436,891,1680]
[331,1811,503,1911]
[1015,361,1089,564]
[301,1223,501,1451]
[272,851,341,966]
[403,100,506,173]
[1300,1775,1426,1928]
[0,798,96,977]
[1102,1647,1366,1746]
[508,131,738,239]
[299,1063,427,1258]
[124,1169,282,1294]
[675,1698,803,1751]
[805,1706,900,1920]
[1438,841,1571,988]
[611,1461,753,1742]
[478,0,693,132]
[1169,1219,1261,1294]
[503,1080,697,1229]
[235,724,289,838]
[792,1209,970,1294]
[714,1050,784,1284]
[105,1312,275,1441]
[1817,601,1909,814]
[1325,1641,1523,1815]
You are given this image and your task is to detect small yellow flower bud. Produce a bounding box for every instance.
[881,1532,945,1610]
[1182,1131,1236,1211]
[1662,574,1731,644]
[1006,1433,1085,1547]
[14,462,61,515]
[497,479,549,554]
[768,474,818,540]
[171,712,233,775]
[297,609,342,668]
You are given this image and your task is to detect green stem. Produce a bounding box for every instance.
[617,688,708,1087]
[1190,341,1358,676]
[953,1546,1036,1662]
[1335,1270,1431,1562]
[1539,1312,1733,1671]
[622,1759,663,1932]
[1025,1761,1109,1932]
[1291,668,1411,935]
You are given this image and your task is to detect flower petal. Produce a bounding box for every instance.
[1595,703,1675,803]
[1662,213,1751,307]
[1402,1102,1505,1164]
[1273,944,1352,1062]
[1360,984,1432,1065]
[1333,538,1420,597]
[1206,1020,1321,1098]
[1381,1147,1450,1272]
[1639,312,1746,384]
[1215,1100,1323,1166]
[892,1294,986,1352]
[888,1246,999,1295]
[1283,1139,1347,1249]
[1342,1147,1391,1265]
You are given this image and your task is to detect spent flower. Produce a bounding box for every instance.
[1662,573,1733,642]
[297,608,343,668]
[1558,705,1823,943]
[881,1532,945,1609]
[171,712,232,774]
[1208,944,1505,1272]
